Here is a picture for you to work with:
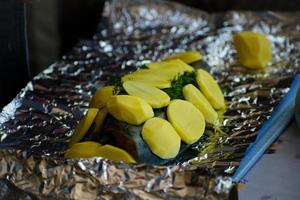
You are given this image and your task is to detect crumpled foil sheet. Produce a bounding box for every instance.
[0,0,300,199]
[0,150,233,199]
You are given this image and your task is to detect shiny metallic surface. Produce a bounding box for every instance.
[0,0,300,198]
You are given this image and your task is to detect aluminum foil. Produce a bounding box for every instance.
[1,0,300,199]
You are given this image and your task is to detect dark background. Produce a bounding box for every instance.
[0,0,300,108]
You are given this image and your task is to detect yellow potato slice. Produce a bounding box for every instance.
[122,69,172,89]
[91,107,108,134]
[183,84,218,124]
[121,66,192,89]
[96,144,136,163]
[65,141,102,158]
[146,59,193,72]
[123,81,170,108]
[167,99,205,144]
[65,142,136,163]
[233,32,272,69]
[89,86,118,108]
[107,95,154,125]
[162,50,203,64]
[69,108,99,146]
[142,117,181,159]
[195,69,225,110]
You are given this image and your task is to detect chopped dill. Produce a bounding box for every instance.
[163,71,196,99]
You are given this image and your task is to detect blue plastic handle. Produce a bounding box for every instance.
[232,74,300,182]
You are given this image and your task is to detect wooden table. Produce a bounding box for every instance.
[239,122,300,200]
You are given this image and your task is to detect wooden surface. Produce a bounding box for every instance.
[239,122,300,200]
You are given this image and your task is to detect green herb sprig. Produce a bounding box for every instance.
[163,71,195,99]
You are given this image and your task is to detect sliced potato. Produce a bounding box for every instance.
[65,142,136,163]
[146,59,193,72]
[233,32,272,69]
[121,66,191,89]
[123,81,170,108]
[96,144,136,163]
[163,50,203,64]
[69,108,99,146]
[65,141,102,158]
[121,69,172,89]
[142,117,181,159]
[89,86,117,108]
[195,69,225,110]
[107,95,154,125]
[167,99,205,144]
[183,84,218,124]
[91,108,108,134]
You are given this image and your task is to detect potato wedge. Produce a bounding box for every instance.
[65,142,136,163]
[123,81,170,108]
[183,84,218,124]
[69,108,98,146]
[121,69,172,89]
[233,32,272,69]
[142,117,181,159]
[65,141,102,158]
[107,95,154,125]
[121,66,192,89]
[163,50,203,64]
[146,59,193,72]
[89,86,117,108]
[195,69,225,110]
[91,107,108,134]
[167,99,205,144]
[96,144,136,163]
